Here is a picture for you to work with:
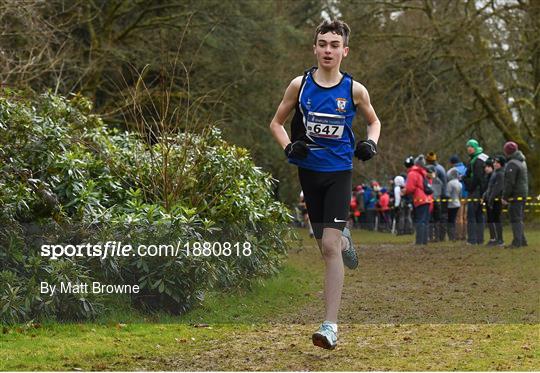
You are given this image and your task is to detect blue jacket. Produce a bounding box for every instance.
[452,162,468,198]
[363,187,376,209]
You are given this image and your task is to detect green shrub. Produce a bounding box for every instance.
[0,89,292,323]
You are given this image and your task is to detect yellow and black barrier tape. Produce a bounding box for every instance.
[403,195,540,212]
[411,196,539,204]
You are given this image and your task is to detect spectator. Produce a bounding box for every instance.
[404,155,415,170]
[387,178,396,226]
[427,165,444,242]
[397,174,414,235]
[427,151,447,240]
[448,154,468,240]
[405,155,433,245]
[502,141,529,248]
[399,174,414,234]
[484,156,505,246]
[393,175,404,234]
[363,185,377,230]
[299,191,314,238]
[377,188,391,232]
[355,185,365,210]
[446,168,462,241]
[464,139,490,245]
[371,180,381,232]
[349,190,360,228]
[353,185,364,229]
[393,176,404,209]
[404,155,416,227]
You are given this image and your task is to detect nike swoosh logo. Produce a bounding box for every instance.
[333,218,347,223]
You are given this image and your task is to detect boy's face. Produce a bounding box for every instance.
[313,32,349,69]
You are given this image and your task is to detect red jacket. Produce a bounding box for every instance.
[378,192,390,211]
[405,165,433,207]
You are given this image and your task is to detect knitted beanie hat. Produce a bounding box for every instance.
[503,141,518,155]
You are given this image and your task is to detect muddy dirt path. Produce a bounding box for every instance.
[144,239,539,371]
[282,241,539,324]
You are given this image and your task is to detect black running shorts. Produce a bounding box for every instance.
[298,167,352,239]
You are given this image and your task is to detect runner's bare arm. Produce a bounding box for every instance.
[269,76,302,150]
[353,81,381,144]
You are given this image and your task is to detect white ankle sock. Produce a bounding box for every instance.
[341,236,350,251]
[323,320,338,333]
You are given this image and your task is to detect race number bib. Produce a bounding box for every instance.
[306,112,345,139]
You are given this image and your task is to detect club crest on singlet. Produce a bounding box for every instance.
[336,98,347,112]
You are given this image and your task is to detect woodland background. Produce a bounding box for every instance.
[1,0,538,204]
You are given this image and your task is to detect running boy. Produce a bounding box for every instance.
[269,20,381,350]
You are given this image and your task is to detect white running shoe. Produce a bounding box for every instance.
[312,321,338,350]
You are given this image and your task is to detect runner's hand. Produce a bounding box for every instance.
[354,139,377,161]
[284,141,309,159]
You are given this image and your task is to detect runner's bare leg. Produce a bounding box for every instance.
[315,228,346,323]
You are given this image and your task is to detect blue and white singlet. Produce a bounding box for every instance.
[288,67,357,172]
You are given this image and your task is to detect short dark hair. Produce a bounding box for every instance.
[314,19,350,46]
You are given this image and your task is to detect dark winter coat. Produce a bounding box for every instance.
[503,151,528,200]
[484,167,504,206]
[464,152,489,198]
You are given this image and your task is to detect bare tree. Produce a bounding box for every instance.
[342,0,538,192]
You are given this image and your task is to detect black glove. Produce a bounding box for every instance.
[354,139,377,161]
[284,141,309,159]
